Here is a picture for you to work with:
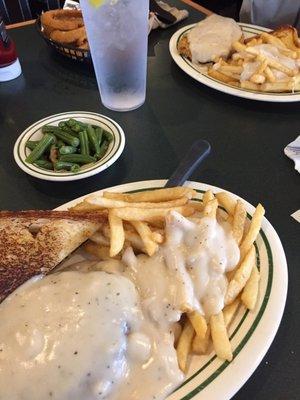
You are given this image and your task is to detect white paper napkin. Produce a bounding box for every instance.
[291,210,300,223]
[284,135,300,173]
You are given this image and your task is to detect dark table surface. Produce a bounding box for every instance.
[1,2,299,399]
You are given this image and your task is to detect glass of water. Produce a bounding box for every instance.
[81,0,149,112]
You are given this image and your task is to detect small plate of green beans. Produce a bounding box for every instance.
[14,112,125,181]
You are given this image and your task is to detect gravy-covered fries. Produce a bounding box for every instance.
[73,187,264,371]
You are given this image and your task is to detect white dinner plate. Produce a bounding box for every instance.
[14,111,125,182]
[169,23,300,102]
[57,179,288,400]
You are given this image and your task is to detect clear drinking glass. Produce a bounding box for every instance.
[81,0,149,112]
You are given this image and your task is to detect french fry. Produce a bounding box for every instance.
[233,41,247,52]
[176,319,194,372]
[232,200,247,245]
[218,65,243,74]
[241,264,260,310]
[103,224,146,252]
[223,298,240,327]
[111,205,195,223]
[215,67,241,81]
[215,192,236,215]
[189,200,204,211]
[81,195,189,210]
[256,59,268,74]
[151,230,164,244]
[261,32,298,58]
[260,80,300,92]
[225,245,256,305]
[84,241,120,260]
[108,210,125,257]
[89,230,110,246]
[240,80,260,91]
[70,200,107,212]
[227,81,240,87]
[246,38,257,47]
[265,66,276,82]
[188,311,207,339]
[103,187,196,203]
[192,325,211,354]
[239,204,265,260]
[231,52,243,61]
[131,221,158,256]
[208,68,235,83]
[124,230,145,251]
[203,198,218,219]
[250,73,266,84]
[247,50,296,77]
[210,312,233,361]
[202,190,214,207]
[173,322,182,346]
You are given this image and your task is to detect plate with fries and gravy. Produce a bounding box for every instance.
[169,14,300,102]
[0,181,286,400]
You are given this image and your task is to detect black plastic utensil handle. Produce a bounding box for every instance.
[149,0,177,24]
[165,140,211,188]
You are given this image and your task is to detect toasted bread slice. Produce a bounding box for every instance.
[0,211,104,303]
[271,25,300,51]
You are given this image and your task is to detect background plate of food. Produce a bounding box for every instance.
[54,179,287,400]
[169,14,300,102]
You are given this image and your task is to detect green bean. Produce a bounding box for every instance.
[42,125,56,133]
[59,154,96,164]
[87,125,100,158]
[97,139,109,159]
[94,127,103,146]
[68,118,88,128]
[79,130,90,156]
[25,134,55,164]
[25,140,39,151]
[58,121,66,129]
[52,129,79,147]
[57,140,65,148]
[66,119,88,133]
[103,130,113,142]
[42,126,79,146]
[33,160,53,170]
[59,146,77,155]
[54,161,80,172]
[61,125,79,136]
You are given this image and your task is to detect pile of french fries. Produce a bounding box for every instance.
[208,28,300,93]
[70,187,265,372]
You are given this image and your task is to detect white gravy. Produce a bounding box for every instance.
[187,14,242,64]
[0,212,240,400]
[0,271,183,400]
[240,44,299,81]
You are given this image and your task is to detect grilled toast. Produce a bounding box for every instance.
[0,210,104,303]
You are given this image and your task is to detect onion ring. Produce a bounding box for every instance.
[50,27,87,45]
[41,9,84,32]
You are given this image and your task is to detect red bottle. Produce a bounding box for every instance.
[0,13,22,81]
